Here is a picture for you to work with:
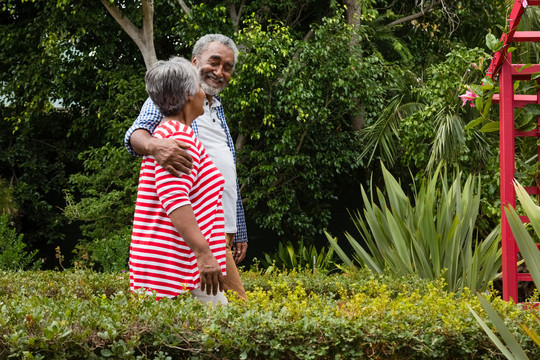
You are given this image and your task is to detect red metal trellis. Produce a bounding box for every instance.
[489,0,540,302]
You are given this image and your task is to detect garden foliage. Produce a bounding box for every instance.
[0,0,510,263]
[260,239,335,272]
[0,214,41,271]
[326,162,501,293]
[0,268,538,359]
[470,181,540,359]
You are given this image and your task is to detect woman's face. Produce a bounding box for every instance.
[184,83,206,125]
[186,83,205,123]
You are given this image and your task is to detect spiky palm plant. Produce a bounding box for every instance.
[326,162,501,293]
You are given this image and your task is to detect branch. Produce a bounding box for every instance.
[141,0,155,47]
[235,132,246,153]
[100,0,157,69]
[296,128,308,153]
[387,0,441,27]
[291,29,314,62]
[227,0,245,32]
[176,0,191,14]
[100,0,141,42]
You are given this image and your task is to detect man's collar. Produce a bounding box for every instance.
[205,94,222,109]
[211,94,222,108]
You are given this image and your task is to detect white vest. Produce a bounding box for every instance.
[196,97,237,233]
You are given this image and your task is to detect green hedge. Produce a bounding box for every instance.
[0,269,538,359]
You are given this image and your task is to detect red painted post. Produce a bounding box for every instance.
[538,84,540,207]
[499,53,518,303]
[486,1,527,79]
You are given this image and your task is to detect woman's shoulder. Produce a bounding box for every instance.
[155,121,196,141]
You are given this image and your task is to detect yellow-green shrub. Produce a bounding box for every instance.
[0,269,537,359]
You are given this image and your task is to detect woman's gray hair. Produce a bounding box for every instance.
[192,34,238,69]
[145,57,199,116]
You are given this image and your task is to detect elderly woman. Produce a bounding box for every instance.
[129,57,228,305]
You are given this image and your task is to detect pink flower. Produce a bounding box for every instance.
[459,88,478,107]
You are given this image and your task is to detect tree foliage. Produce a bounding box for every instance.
[0,0,510,265]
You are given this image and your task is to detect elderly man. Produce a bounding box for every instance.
[124,34,247,300]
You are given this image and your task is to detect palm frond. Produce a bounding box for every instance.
[427,110,465,172]
[360,95,424,167]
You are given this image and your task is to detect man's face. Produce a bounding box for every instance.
[193,42,234,96]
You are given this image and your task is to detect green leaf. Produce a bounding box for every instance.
[524,104,540,115]
[325,232,353,267]
[344,232,382,273]
[517,64,533,73]
[465,117,486,130]
[480,121,500,132]
[468,303,519,360]
[469,84,483,96]
[486,33,503,51]
[505,182,540,290]
[474,97,483,110]
[101,349,113,357]
[520,324,540,347]
[481,76,494,89]
[476,294,530,360]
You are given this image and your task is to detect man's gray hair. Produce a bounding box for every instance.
[145,57,199,117]
[192,34,238,68]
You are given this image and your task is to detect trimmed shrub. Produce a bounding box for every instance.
[0,269,537,359]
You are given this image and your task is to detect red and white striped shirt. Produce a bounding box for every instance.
[129,121,227,299]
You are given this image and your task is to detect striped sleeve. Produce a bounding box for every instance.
[154,122,201,215]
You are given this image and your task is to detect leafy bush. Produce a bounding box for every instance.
[0,268,538,359]
[326,162,501,293]
[0,214,41,271]
[87,227,131,273]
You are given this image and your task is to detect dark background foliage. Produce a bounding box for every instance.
[0,0,508,269]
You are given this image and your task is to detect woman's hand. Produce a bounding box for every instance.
[197,252,224,295]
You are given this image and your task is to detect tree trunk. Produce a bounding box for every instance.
[343,0,365,131]
[100,0,157,70]
[235,132,246,153]
[343,0,362,30]
[226,0,245,33]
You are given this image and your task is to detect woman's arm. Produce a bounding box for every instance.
[168,205,224,296]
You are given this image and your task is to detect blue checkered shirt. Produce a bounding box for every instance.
[124,96,248,243]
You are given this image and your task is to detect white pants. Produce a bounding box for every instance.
[190,287,228,306]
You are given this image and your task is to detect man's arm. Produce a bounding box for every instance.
[124,97,193,176]
[232,182,248,264]
[130,129,193,177]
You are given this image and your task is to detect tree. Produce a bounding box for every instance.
[0,0,146,264]
[1,0,510,266]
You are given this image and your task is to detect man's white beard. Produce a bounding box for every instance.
[199,67,226,96]
[200,81,222,96]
